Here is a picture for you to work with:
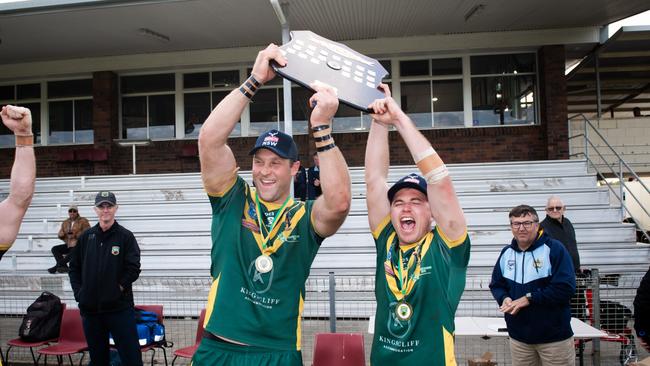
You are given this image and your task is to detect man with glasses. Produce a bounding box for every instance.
[540,196,580,272]
[48,204,91,274]
[540,195,585,320]
[0,105,35,262]
[69,191,143,366]
[490,205,576,366]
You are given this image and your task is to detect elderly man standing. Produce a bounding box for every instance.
[490,205,576,366]
[193,44,351,366]
[540,196,580,271]
[365,84,470,365]
[0,105,35,262]
[540,195,584,319]
[48,204,91,274]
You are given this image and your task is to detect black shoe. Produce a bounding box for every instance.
[47,266,58,274]
[56,266,70,273]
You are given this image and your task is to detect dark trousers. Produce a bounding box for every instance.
[81,307,143,366]
[51,243,71,267]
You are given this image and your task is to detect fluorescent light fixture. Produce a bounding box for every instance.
[464,4,485,22]
[138,27,170,43]
[270,0,287,25]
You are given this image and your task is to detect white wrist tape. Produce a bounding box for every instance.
[424,165,449,184]
[412,147,436,163]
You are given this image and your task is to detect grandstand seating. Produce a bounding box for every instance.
[0,159,647,317]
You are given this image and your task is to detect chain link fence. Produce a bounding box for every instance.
[1,270,648,365]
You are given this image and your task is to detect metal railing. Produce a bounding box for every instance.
[569,114,650,244]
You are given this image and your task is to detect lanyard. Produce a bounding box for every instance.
[393,236,425,297]
[255,193,291,251]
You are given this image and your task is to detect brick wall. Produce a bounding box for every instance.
[0,46,568,177]
[539,45,570,160]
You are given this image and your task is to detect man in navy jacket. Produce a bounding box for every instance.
[490,204,576,366]
[69,191,143,366]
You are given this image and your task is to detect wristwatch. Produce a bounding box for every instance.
[525,292,533,303]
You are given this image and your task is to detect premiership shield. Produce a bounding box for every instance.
[273,30,388,112]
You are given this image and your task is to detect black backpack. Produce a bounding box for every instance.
[18,291,64,342]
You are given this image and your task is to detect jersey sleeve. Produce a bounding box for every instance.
[304,199,325,257]
[434,227,471,310]
[208,176,246,213]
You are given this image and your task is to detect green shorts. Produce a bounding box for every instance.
[191,336,303,366]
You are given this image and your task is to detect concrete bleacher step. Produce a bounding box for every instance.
[3,225,644,275]
[23,174,597,206]
[1,159,589,192]
[14,189,615,236]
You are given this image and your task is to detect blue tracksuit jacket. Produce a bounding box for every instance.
[490,230,576,344]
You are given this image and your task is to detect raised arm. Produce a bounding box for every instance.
[0,105,35,255]
[369,85,466,241]
[199,44,287,194]
[309,83,351,237]
[364,120,391,232]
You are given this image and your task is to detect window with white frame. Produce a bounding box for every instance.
[0,83,41,148]
[47,79,93,144]
[399,58,465,129]
[183,70,239,137]
[116,53,536,141]
[121,73,176,140]
[470,53,537,126]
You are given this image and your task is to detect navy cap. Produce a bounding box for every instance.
[95,191,117,206]
[387,174,427,203]
[249,129,298,160]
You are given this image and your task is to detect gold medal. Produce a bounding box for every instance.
[255,254,273,273]
[395,302,413,321]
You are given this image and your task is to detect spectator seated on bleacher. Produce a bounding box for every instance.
[48,204,90,274]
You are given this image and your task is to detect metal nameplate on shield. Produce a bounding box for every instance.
[273,30,388,113]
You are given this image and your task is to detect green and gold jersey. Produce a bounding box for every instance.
[205,176,323,351]
[0,243,11,261]
[370,216,470,366]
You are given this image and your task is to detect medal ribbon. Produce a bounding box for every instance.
[395,236,424,298]
[384,232,432,301]
[254,191,291,255]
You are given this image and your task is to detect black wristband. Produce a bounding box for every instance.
[239,86,253,100]
[312,125,330,132]
[316,142,336,152]
[314,134,332,143]
[244,80,257,93]
[249,75,261,88]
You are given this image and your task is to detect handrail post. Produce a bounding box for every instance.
[584,119,589,164]
[328,271,336,333]
[619,160,625,221]
[592,268,601,366]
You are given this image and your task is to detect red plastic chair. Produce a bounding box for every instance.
[6,303,67,365]
[171,309,206,365]
[37,308,88,366]
[312,333,365,366]
[136,305,169,366]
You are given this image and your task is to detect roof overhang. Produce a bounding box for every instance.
[0,0,647,65]
[567,26,650,117]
